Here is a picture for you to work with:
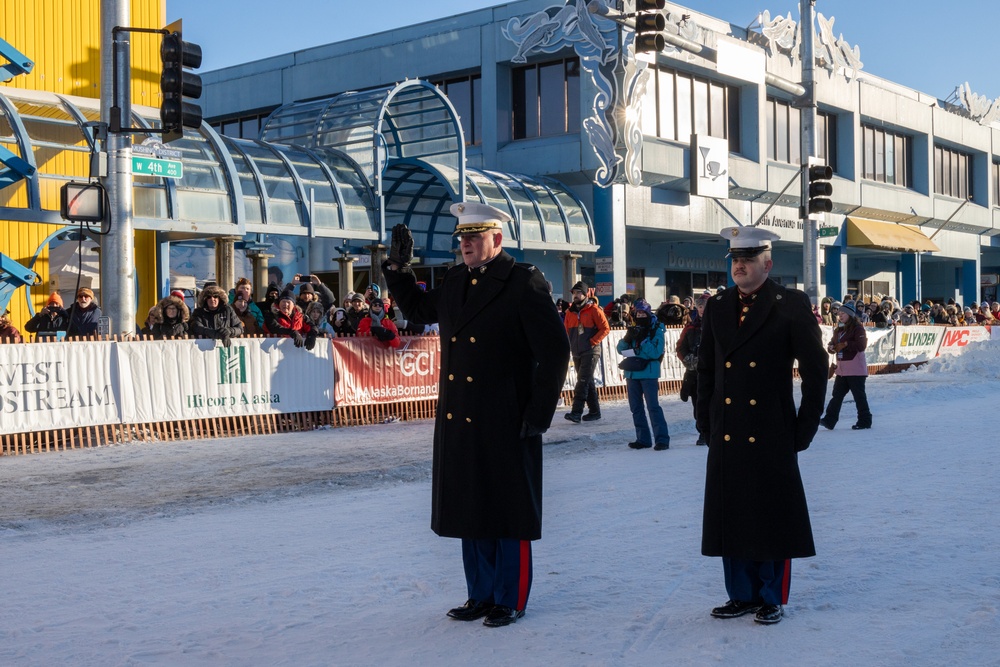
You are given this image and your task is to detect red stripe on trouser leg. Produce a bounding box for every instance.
[781,559,791,605]
[517,540,531,611]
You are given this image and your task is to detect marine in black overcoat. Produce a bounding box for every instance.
[385,250,569,541]
[696,278,828,561]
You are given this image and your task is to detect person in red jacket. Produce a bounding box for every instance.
[356,296,401,349]
[563,281,610,423]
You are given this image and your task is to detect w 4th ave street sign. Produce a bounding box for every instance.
[131,156,183,179]
[818,226,839,238]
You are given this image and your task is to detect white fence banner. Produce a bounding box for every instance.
[936,325,993,356]
[0,342,119,435]
[893,325,945,363]
[118,338,334,424]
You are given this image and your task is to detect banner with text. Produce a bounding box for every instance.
[331,336,441,406]
[936,325,992,356]
[0,342,119,435]
[893,326,945,363]
[117,338,334,423]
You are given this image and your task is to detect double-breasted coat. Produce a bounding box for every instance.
[696,279,828,561]
[384,250,570,541]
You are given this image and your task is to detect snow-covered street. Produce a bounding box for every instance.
[1,340,998,666]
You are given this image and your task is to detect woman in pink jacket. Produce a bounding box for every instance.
[819,301,872,430]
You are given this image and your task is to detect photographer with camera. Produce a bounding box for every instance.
[25,293,69,335]
[616,298,669,450]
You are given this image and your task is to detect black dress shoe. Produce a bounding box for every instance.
[710,599,762,618]
[653,441,670,450]
[628,441,652,449]
[819,418,834,430]
[695,434,708,446]
[754,604,783,624]
[851,423,871,430]
[564,412,582,424]
[581,412,602,422]
[482,605,524,627]
[447,598,494,621]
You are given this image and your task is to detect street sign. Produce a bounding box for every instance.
[131,156,183,179]
[818,226,839,238]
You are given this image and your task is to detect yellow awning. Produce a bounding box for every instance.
[845,217,940,253]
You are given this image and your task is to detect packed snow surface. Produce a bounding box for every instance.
[1,338,998,666]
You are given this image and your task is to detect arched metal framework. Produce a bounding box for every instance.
[0,87,378,240]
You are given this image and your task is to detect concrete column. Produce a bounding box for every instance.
[214,237,239,291]
[899,253,920,304]
[592,183,626,306]
[824,244,848,300]
[336,255,357,305]
[962,258,980,308]
[247,251,274,299]
[561,252,582,300]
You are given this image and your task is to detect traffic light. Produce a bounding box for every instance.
[806,157,833,217]
[634,0,666,54]
[159,19,202,144]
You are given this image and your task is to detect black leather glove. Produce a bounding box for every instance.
[389,223,414,266]
[373,326,396,342]
[622,327,638,344]
[292,331,305,348]
[519,421,545,439]
[305,332,317,351]
[221,332,232,348]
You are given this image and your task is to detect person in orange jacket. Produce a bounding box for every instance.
[563,281,610,422]
[356,296,401,349]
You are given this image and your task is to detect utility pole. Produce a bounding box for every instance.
[799,0,821,305]
[100,0,136,335]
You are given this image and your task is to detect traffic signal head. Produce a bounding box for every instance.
[634,0,666,54]
[159,20,203,144]
[806,160,833,216]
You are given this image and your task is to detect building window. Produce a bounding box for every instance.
[862,124,912,187]
[512,58,580,140]
[210,111,274,140]
[766,98,836,169]
[933,144,972,200]
[993,161,1000,207]
[641,67,740,152]
[434,74,482,146]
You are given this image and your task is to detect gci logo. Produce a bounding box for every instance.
[397,350,435,377]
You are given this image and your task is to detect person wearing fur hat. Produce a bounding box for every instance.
[190,284,242,346]
[819,300,871,430]
[304,301,335,337]
[25,293,69,335]
[66,287,102,337]
[356,296,401,348]
[149,295,190,339]
[563,280,610,423]
[617,298,670,450]
[0,308,22,342]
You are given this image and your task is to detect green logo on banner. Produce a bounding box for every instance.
[218,346,247,385]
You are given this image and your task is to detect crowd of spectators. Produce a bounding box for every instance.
[818,294,999,327]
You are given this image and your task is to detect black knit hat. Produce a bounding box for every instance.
[571,281,589,293]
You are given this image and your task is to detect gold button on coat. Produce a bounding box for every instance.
[451,336,457,342]
[725,361,732,368]
[471,278,478,285]
[749,437,756,443]
[749,399,757,405]
[725,398,732,404]
[724,435,731,442]
[466,417,472,423]
[448,374,454,380]
[446,413,453,419]
[749,362,757,367]
[470,337,476,343]
[466,376,473,382]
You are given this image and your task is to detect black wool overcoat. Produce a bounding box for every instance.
[695,279,828,560]
[385,251,570,541]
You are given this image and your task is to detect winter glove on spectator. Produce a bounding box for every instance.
[373,326,396,342]
[389,223,414,267]
[221,332,232,348]
[292,331,305,348]
[305,331,317,351]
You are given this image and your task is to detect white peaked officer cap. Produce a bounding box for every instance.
[450,201,512,236]
[720,225,781,259]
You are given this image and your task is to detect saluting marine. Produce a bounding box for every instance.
[383,202,569,628]
[696,225,829,625]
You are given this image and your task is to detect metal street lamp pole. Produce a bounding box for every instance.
[800,0,821,305]
[100,0,136,335]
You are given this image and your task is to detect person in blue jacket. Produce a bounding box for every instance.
[616,298,670,450]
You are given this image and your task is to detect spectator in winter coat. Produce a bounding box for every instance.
[820,301,871,430]
[819,297,835,325]
[329,307,354,336]
[676,292,708,445]
[66,287,102,337]
[356,297,400,348]
[265,292,314,349]
[190,285,242,346]
[229,277,264,331]
[563,281,610,423]
[345,292,368,332]
[616,299,669,450]
[0,309,22,342]
[295,274,337,312]
[304,301,335,337]
[24,292,69,335]
[257,282,281,315]
[150,295,190,339]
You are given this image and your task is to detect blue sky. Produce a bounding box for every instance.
[167,0,1000,101]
